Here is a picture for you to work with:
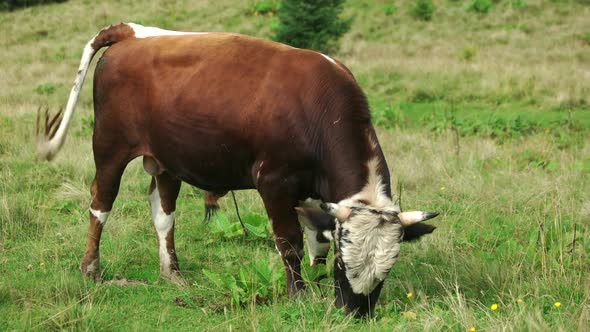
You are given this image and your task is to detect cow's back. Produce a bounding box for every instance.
[92,33,360,191]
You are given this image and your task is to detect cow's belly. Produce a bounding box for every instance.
[158,155,256,191]
[147,129,257,191]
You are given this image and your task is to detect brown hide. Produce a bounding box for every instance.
[92,33,382,201]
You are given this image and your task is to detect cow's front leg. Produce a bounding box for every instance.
[258,180,304,297]
[271,206,305,297]
[148,172,183,283]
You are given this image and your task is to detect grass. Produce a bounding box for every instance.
[1,117,588,330]
[1,0,589,330]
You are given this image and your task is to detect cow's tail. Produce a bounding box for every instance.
[37,23,136,161]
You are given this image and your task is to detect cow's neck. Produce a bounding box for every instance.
[319,125,393,207]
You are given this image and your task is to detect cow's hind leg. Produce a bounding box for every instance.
[81,163,126,281]
[148,172,183,282]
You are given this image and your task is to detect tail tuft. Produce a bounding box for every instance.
[36,23,136,161]
[36,106,64,161]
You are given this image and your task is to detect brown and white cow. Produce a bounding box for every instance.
[37,23,439,317]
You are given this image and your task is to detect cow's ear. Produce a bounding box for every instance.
[402,223,436,242]
[295,207,336,232]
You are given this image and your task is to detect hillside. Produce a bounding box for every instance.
[1,0,589,113]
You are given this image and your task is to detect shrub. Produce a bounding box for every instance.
[247,0,278,16]
[466,0,493,14]
[1,0,67,11]
[410,0,434,21]
[273,0,352,54]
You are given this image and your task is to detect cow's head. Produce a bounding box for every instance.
[296,201,438,317]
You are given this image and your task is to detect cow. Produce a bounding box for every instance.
[37,23,439,317]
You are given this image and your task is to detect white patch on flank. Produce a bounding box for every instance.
[127,23,208,39]
[320,53,337,64]
[336,209,402,295]
[149,184,175,275]
[89,208,110,224]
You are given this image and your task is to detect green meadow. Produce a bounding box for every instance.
[1,0,589,330]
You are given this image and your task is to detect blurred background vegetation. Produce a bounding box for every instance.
[2,0,589,139]
[1,0,66,11]
[273,0,351,54]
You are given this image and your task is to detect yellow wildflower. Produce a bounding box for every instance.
[469,327,476,332]
[490,303,498,311]
[554,302,561,308]
[406,292,413,299]
[517,298,524,304]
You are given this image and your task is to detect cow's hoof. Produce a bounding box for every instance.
[161,271,188,286]
[287,281,306,298]
[80,257,101,282]
[313,273,328,284]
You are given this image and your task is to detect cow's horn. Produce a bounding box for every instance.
[398,211,439,227]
